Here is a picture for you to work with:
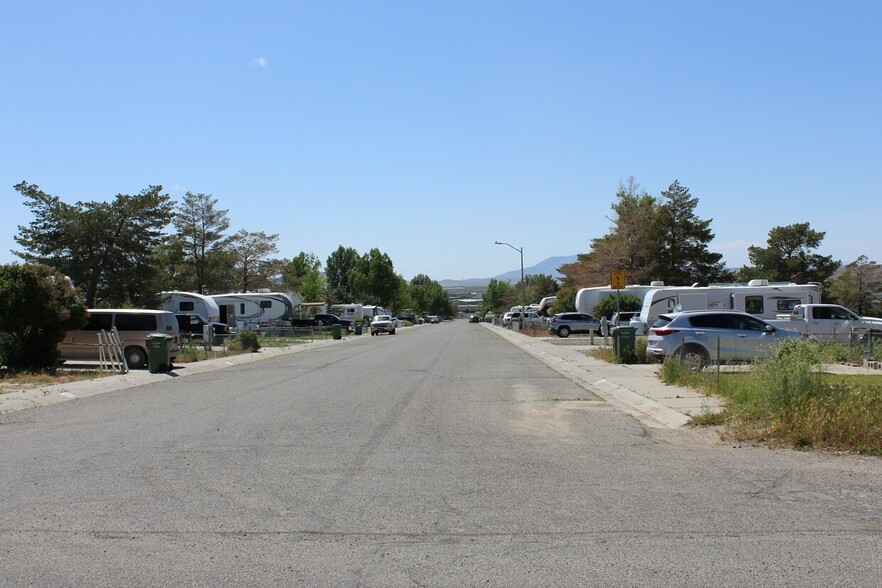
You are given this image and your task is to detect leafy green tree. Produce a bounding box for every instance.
[352,248,399,307]
[172,192,232,293]
[14,182,173,307]
[283,252,325,302]
[325,246,360,304]
[409,274,452,317]
[592,294,642,320]
[550,286,577,314]
[480,278,515,314]
[227,230,280,291]
[742,222,840,286]
[650,180,731,285]
[827,256,882,315]
[0,264,87,372]
[520,273,559,305]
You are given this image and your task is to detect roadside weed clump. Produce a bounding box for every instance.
[233,331,261,352]
[711,339,882,454]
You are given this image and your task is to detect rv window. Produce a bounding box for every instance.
[240,303,246,314]
[260,301,272,309]
[777,299,800,312]
[179,301,195,312]
[666,299,676,311]
[115,314,157,331]
[745,296,763,315]
[83,313,113,331]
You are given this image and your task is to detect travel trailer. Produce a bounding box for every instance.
[329,303,366,322]
[575,283,667,316]
[159,291,221,323]
[210,291,301,328]
[632,280,821,334]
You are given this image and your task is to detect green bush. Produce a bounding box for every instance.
[235,330,261,352]
[0,264,87,372]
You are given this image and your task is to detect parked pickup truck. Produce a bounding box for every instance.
[290,314,354,331]
[768,304,882,342]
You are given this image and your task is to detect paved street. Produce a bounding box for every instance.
[1,320,881,586]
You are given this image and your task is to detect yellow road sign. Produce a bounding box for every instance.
[611,270,626,290]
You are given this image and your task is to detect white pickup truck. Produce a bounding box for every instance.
[768,304,882,342]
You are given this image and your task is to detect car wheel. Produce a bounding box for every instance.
[676,344,709,370]
[558,326,570,338]
[125,346,147,370]
[391,329,396,335]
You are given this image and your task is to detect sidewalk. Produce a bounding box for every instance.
[485,323,722,429]
[0,339,341,416]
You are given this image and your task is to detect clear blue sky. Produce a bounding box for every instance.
[2,1,879,282]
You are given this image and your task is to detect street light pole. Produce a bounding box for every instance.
[494,240,525,330]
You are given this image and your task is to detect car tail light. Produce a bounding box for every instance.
[650,328,679,336]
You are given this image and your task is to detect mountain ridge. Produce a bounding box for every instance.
[440,255,577,288]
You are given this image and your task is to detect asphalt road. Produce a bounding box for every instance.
[1,320,881,586]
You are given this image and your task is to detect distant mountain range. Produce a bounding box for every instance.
[440,255,577,288]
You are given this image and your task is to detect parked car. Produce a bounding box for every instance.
[547,312,601,338]
[428,315,440,324]
[59,309,181,369]
[370,314,396,336]
[645,310,812,367]
[469,315,481,323]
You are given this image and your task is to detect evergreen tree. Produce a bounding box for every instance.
[14,182,173,307]
[650,180,731,285]
[172,192,232,293]
[743,222,840,286]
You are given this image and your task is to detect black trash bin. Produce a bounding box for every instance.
[612,326,637,363]
[146,333,175,373]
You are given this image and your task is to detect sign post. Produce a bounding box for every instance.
[611,270,625,316]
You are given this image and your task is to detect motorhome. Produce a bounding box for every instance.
[633,280,821,334]
[159,291,221,323]
[210,291,301,328]
[575,283,667,316]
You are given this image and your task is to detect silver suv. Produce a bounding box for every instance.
[547,312,601,338]
[645,310,811,366]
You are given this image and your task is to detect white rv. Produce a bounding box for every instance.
[210,291,301,328]
[633,280,822,334]
[329,303,366,322]
[159,291,221,323]
[575,282,667,316]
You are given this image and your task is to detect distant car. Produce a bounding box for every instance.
[428,315,440,324]
[645,310,812,367]
[469,315,481,323]
[370,314,396,336]
[315,313,353,331]
[547,312,601,338]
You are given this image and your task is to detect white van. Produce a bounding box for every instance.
[59,309,181,369]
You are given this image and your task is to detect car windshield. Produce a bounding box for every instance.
[374,315,391,321]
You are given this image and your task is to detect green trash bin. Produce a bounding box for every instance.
[331,324,342,340]
[612,326,637,363]
[355,322,363,335]
[146,333,174,373]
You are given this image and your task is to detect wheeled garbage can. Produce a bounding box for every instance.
[612,326,637,363]
[146,333,175,373]
[331,324,342,340]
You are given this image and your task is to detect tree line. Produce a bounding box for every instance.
[10,182,455,317]
[552,177,881,316]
